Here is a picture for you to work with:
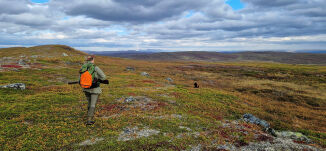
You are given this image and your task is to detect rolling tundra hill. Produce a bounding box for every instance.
[0,45,87,57]
[94,51,326,65]
[0,45,325,150]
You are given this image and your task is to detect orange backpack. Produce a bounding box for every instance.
[79,63,96,88]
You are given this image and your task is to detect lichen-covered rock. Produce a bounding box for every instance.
[275,131,312,144]
[118,126,160,141]
[239,137,321,151]
[123,96,152,103]
[118,96,162,111]
[0,83,26,90]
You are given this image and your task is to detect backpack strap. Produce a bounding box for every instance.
[91,65,96,75]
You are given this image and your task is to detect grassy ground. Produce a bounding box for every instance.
[0,47,325,150]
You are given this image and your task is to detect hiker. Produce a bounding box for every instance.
[194,82,199,88]
[80,56,107,125]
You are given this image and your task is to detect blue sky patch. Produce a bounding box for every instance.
[62,16,70,20]
[226,0,245,10]
[185,11,195,18]
[30,0,50,3]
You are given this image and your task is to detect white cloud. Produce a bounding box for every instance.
[28,32,69,39]
[0,0,325,51]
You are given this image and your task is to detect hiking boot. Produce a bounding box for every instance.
[86,121,95,126]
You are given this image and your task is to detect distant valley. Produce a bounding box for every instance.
[85,50,326,65]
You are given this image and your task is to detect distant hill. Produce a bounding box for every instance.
[0,45,87,57]
[92,51,326,65]
[83,50,156,58]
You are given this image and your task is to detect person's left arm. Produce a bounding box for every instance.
[95,66,106,81]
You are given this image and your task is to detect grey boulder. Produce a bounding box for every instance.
[243,113,276,136]
[0,83,26,90]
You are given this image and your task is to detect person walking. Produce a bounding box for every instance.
[80,55,107,125]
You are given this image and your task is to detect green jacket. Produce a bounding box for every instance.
[82,63,106,94]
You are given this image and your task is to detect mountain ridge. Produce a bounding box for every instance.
[88,50,326,65]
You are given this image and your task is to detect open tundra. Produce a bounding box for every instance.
[0,45,325,150]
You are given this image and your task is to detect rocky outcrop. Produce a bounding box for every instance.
[242,113,317,150]
[239,137,321,151]
[243,113,276,136]
[276,131,312,144]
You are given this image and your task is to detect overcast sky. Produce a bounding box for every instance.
[0,0,325,51]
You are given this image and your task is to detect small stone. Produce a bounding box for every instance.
[18,59,27,65]
[23,120,33,125]
[179,126,192,131]
[123,126,138,134]
[171,114,183,119]
[166,78,173,82]
[192,132,200,138]
[126,66,135,71]
[62,53,68,57]
[141,72,150,77]
[190,144,202,151]
[124,96,135,103]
